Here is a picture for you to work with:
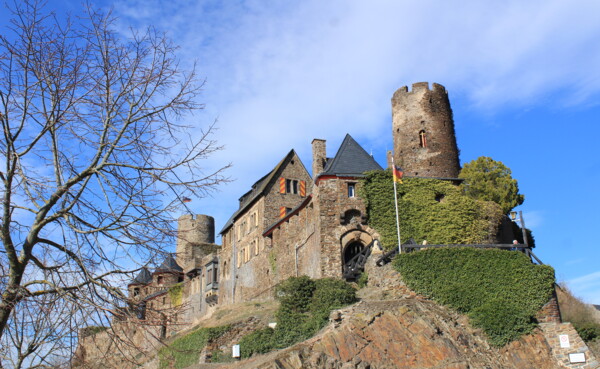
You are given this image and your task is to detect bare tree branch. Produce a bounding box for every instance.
[0,1,230,366]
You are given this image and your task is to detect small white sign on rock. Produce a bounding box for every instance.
[559,334,570,348]
[232,344,240,358]
[569,352,586,363]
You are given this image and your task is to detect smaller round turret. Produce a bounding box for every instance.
[176,214,215,270]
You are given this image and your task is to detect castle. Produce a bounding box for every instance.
[125,82,462,335]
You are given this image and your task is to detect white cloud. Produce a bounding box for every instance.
[108,0,600,231]
[568,271,600,304]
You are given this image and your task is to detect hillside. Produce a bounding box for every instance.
[75,251,599,369]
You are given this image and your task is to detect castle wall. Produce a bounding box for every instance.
[392,82,460,178]
[218,151,312,304]
[269,199,321,280]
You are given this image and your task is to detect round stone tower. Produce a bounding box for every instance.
[176,214,215,269]
[391,82,460,178]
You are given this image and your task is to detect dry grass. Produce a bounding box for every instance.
[556,283,599,325]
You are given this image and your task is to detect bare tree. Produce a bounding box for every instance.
[0,1,228,366]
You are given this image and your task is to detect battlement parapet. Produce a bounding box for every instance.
[392,82,448,102]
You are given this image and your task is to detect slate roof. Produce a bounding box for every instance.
[129,267,152,286]
[318,134,383,178]
[220,149,308,234]
[154,254,183,274]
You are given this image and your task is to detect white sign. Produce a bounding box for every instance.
[559,334,570,348]
[232,344,240,358]
[569,353,586,363]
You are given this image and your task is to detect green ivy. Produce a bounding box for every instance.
[359,170,504,249]
[158,325,231,368]
[268,250,277,274]
[393,248,555,346]
[168,282,183,307]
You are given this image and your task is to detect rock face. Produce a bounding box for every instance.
[234,299,558,369]
[212,258,598,369]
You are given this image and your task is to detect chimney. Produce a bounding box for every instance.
[312,139,326,179]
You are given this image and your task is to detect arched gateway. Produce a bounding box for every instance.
[340,230,375,281]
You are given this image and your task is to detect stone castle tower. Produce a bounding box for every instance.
[391,82,460,178]
[176,214,215,271]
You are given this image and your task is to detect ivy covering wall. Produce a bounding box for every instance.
[393,247,555,346]
[359,170,504,249]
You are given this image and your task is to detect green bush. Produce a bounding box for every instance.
[310,278,357,314]
[276,275,316,314]
[359,171,504,250]
[239,276,357,358]
[357,272,369,288]
[158,325,231,369]
[393,247,555,346]
[574,322,600,342]
[239,327,275,358]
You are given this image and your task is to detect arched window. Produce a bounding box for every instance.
[419,130,427,148]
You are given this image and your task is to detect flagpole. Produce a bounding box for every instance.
[391,157,402,254]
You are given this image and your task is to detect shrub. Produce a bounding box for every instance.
[574,322,600,342]
[357,272,369,288]
[276,275,315,314]
[393,247,555,346]
[310,278,357,314]
[239,276,357,358]
[158,325,231,369]
[239,327,275,358]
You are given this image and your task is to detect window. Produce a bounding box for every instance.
[419,130,427,148]
[133,288,140,296]
[348,183,356,198]
[204,259,219,289]
[286,179,299,194]
[157,276,164,285]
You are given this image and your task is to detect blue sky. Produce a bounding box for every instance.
[22,0,600,302]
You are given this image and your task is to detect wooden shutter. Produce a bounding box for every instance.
[279,206,286,219]
[279,177,286,193]
[299,180,306,197]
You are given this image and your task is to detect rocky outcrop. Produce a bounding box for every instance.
[225,299,559,369]
[201,258,598,369]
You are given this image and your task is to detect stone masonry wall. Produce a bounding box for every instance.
[392,82,461,178]
[262,151,313,227]
[315,176,373,278]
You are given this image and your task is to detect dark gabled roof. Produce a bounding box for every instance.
[154,254,183,274]
[129,267,152,286]
[220,149,309,234]
[318,134,382,178]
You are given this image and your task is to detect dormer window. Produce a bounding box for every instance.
[419,130,427,148]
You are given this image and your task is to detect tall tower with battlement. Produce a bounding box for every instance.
[391,82,460,178]
[176,214,216,271]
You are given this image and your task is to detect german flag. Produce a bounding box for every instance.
[392,165,403,183]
